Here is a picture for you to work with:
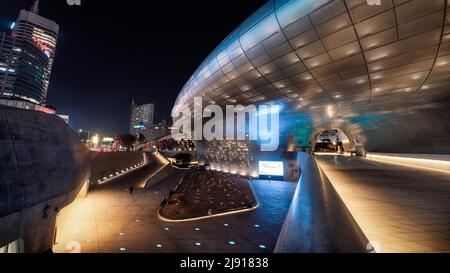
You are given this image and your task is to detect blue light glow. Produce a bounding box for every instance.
[10,22,15,30]
[258,161,284,177]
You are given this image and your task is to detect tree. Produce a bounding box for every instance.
[121,134,136,151]
[137,133,146,143]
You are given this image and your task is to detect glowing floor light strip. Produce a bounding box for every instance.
[158,203,259,223]
[98,154,148,185]
[366,153,450,174]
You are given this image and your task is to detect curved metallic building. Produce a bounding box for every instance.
[174,0,450,155]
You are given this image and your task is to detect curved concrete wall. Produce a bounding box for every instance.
[275,152,368,252]
[89,152,147,187]
[0,106,91,252]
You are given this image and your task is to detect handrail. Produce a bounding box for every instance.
[274,152,369,253]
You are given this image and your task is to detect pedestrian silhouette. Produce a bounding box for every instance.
[129,185,134,195]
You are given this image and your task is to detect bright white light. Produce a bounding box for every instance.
[92,135,99,145]
[258,161,284,176]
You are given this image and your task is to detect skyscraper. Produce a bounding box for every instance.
[0,0,59,106]
[129,100,155,137]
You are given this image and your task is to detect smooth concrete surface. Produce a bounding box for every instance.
[275,152,368,253]
[316,155,450,253]
[143,152,172,188]
[53,167,296,253]
[90,152,148,187]
[0,106,91,252]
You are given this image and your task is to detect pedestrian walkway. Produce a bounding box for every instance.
[316,155,450,253]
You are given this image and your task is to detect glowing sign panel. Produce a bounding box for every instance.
[133,124,145,129]
[258,161,283,177]
[33,37,52,57]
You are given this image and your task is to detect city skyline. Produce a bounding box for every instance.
[1,0,449,259]
[0,0,265,135]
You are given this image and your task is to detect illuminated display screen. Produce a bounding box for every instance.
[33,37,52,57]
[133,124,145,129]
[258,161,284,177]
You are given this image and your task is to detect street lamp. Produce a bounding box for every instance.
[78,129,92,143]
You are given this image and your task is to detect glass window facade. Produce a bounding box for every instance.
[0,10,58,106]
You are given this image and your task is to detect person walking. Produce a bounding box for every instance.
[129,185,134,195]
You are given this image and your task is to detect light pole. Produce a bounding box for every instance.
[78,129,91,143]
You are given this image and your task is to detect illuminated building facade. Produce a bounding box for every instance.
[129,100,155,137]
[0,1,59,105]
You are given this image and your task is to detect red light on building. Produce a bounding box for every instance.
[37,106,56,114]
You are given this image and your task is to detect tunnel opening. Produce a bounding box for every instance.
[313,129,355,154]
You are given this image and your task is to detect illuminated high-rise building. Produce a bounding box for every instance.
[129,100,155,137]
[0,0,59,106]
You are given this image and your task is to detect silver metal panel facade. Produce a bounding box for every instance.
[173,0,450,154]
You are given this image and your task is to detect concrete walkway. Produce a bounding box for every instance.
[316,155,450,253]
[53,165,296,253]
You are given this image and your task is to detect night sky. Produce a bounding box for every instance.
[0,0,265,135]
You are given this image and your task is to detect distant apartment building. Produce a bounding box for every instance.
[129,100,154,137]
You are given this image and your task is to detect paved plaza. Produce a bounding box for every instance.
[317,155,450,253]
[53,166,296,253]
